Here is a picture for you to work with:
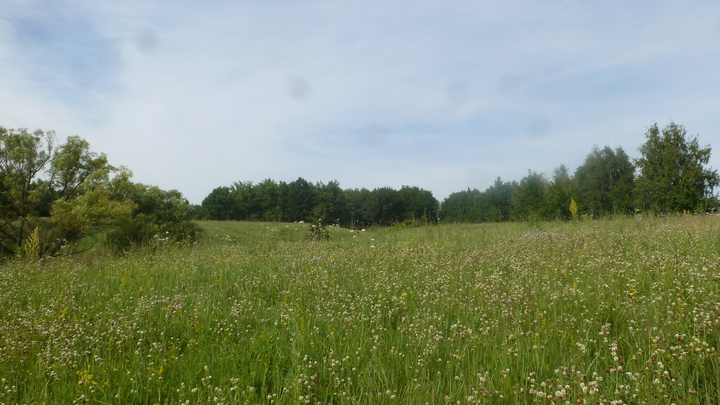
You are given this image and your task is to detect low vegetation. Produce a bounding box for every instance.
[2,216,719,404]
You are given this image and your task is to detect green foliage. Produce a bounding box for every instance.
[194,121,718,226]
[483,177,515,221]
[545,165,573,220]
[363,186,401,225]
[398,185,438,222]
[312,180,347,224]
[344,187,371,226]
[511,171,547,221]
[441,178,515,223]
[305,218,331,241]
[0,127,55,255]
[635,122,719,213]
[50,178,136,252]
[0,125,200,259]
[253,178,283,221]
[569,197,578,218]
[107,184,203,251]
[440,188,481,222]
[574,146,635,217]
[201,186,241,220]
[201,179,438,228]
[50,135,110,199]
[283,177,316,221]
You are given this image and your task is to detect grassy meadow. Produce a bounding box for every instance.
[1,217,720,404]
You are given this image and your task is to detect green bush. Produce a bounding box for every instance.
[306,218,330,241]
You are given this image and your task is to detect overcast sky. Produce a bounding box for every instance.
[2,0,720,204]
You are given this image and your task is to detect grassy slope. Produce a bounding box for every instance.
[1,217,719,404]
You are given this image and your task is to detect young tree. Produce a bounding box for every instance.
[635,123,719,213]
[50,136,110,200]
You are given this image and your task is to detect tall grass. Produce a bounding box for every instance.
[1,217,719,404]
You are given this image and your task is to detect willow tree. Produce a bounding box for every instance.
[0,127,55,254]
[0,126,135,257]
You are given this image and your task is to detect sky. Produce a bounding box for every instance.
[2,0,720,204]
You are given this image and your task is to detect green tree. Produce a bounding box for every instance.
[484,177,515,222]
[545,164,573,220]
[231,181,255,220]
[0,127,55,253]
[511,171,547,221]
[313,180,347,224]
[574,146,634,217]
[397,185,438,223]
[441,179,515,223]
[107,184,202,251]
[283,177,317,221]
[635,123,719,213]
[1,125,199,258]
[43,138,138,255]
[365,187,402,225]
[440,189,480,222]
[49,168,136,255]
[50,136,110,200]
[607,147,635,214]
[202,186,241,220]
[344,188,371,227]
[252,179,282,221]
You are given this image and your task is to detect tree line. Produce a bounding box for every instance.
[198,122,719,224]
[443,123,718,222]
[199,179,439,226]
[0,126,201,259]
[3,121,717,259]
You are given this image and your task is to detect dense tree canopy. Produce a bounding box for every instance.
[511,171,547,221]
[200,180,439,226]
[574,146,635,217]
[545,165,573,220]
[635,123,719,213]
[0,127,56,254]
[0,126,200,259]
[437,124,716,222]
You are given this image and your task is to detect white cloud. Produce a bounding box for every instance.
[1,0,720,203]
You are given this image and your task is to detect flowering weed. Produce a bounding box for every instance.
[1,216,719,403]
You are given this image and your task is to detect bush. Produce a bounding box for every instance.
[106,185,204,252]
[306,218,330,241]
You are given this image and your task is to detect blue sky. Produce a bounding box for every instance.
[2,0,720,204]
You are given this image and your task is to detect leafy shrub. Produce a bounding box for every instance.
[306,218,330,241]
[106,185,203,252]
